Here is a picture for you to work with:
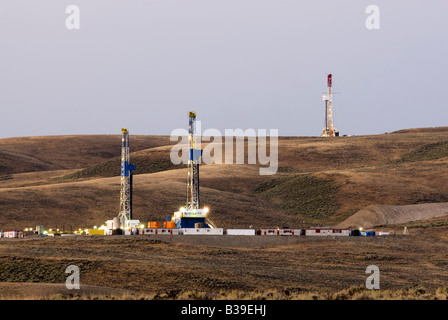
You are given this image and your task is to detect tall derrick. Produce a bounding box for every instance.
[320,74,340,137]
[118,128,136,228]
[187,111,201,209]
[171,111,217,229]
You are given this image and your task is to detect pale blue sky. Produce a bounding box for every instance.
[0,0,446,138]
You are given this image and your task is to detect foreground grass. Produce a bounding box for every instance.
[4,286,447,300]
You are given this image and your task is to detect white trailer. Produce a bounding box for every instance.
[305,229,350,236]
[260,228,278,235]
[203,228,223,235]
[226,229,256,236]
[181,228,205,235]
[3,231,23,238]
[278,228,302,236]
[180,228,223,235]
[331,229,351,236]
[141,228,156,235]
[155,228,180,235]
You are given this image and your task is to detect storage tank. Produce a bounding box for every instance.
[35,225,45,235]
[148,221,160,228]
[164,221,176,229]
[113,217,120,230]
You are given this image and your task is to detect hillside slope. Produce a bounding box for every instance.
[0,135,175,175]
[0,127,447,230]
[336,203,448,229]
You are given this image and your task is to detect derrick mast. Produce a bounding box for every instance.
[187,111,201,209]
[171,111,217,229]
[118,128,136,227]
[320,74,339,137]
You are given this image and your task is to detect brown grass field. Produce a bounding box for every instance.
[0,127,447,300]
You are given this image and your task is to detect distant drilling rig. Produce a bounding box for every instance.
[171,111,217,229]
[118,128,137,229]
[320,74,340,137]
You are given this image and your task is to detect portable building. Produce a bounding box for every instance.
[226,229,256,236]
[260,228,278,235]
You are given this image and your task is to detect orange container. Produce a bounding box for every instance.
[148,221,160,228]
[164,221,176,229]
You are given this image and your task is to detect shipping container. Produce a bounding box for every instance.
[87,229,105,236]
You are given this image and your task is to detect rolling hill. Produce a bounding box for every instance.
[1,127,448,230]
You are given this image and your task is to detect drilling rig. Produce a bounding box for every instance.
[171,111,217,229]
[118,128,138,230]
[320,74,340,137]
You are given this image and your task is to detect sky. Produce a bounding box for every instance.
[0,0,446,138]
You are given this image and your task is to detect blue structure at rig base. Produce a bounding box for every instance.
[176,217,209,229]
[172,207,215,229]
